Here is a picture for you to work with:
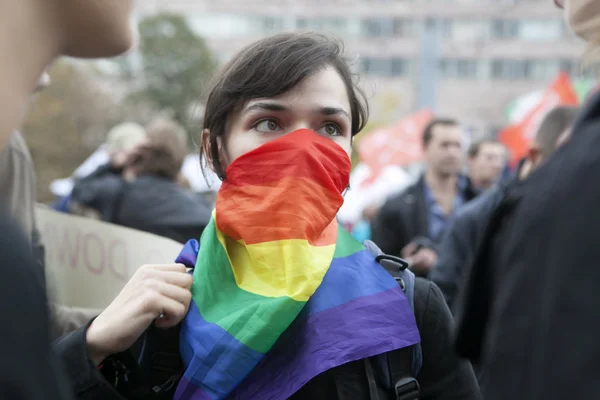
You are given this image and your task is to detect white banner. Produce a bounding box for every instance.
[36,206,184,308]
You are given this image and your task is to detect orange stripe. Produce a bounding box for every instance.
[216,176,341,246]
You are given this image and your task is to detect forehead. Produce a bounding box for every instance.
[431,124,463,141]
[247,66,351,111]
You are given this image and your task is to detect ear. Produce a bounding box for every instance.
[201,129,227,177]
[527,145,542,166]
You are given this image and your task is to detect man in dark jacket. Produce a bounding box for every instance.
[454,98,593,397]
[432,105,579,309]
[372,118,477,277]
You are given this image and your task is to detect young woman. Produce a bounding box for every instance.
[61,33,480,400]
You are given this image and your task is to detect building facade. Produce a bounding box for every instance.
[136,0,586,138]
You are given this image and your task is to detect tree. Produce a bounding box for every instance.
[128,13,217,133]
[22,60,122,202]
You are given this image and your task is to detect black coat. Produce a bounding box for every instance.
[455,91,600,400]
[71,167,211,244]
[0,211,73,399]
[371,175,478,261]
[430,180,511,310]
[56,279,481,400]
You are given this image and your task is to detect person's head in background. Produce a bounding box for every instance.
[105,122,147,169]
[519,105,579,180]
[467,139,507,190]
[0,0,135,148]
[422,118,464,180]
[124,117,188,182]
[200,32,367,180]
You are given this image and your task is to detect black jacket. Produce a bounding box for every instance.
[57,279,480,400]
[0,211,73,399]
[430,179,512,310]
[71,167,211,244]
[371,175,478,261]
[455,91,600,400]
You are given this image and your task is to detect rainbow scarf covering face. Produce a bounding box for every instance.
[174,130,420,400]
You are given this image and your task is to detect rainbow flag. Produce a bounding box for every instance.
[174,130,420,399]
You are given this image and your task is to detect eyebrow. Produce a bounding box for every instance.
[243,102,350,119]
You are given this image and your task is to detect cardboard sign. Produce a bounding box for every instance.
[36,206,184,308]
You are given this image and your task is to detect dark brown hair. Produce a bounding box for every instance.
[132,117,187,180]
[200,32,368,180]
[422,117,459,148]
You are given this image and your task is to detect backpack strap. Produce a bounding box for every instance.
[363,240,422,400]
[130,324,183,400]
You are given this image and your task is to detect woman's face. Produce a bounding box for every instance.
[221,66,353,169]
[61,0,135,58]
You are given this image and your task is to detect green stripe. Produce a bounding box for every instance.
[191,219,304,354]
[334,224,365,258]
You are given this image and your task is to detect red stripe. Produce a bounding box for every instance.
[223,129,351,194]
[216,176,340,245]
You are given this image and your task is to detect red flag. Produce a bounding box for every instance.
[358,110,433,186]
[500,72,578,166]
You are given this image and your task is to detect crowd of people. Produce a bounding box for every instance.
[1,0,600,399]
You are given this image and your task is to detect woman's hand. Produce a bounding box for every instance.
[85,264,193,365]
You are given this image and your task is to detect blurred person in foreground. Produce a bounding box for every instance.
[0,0,193,399]
[454,1,600,397]
[0,74,103,340]
[54,121,147,213]
[466,139,506,192]
[70,117,211,243]
[372,118,478,277]
[431,106,579,310]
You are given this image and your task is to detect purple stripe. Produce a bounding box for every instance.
[175,377,213,400]
[229,286,420,400]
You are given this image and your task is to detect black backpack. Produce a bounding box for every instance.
[129,241,422,400]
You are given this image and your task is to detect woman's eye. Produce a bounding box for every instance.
[318,123,342,137]
[254,119,281,133]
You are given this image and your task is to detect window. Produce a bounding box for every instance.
[391,58,410,76]
[528,60,559,80]
[560,59,580,76]
[491,59,531,79]
[392,18,414,37]
[451,19,489,41]
[520,19,563,40]
[361,18,393,37]
[360,57,411,77]
[440,58,479,79]
[361,57,391,76]
[262,16,284,33]
[491,19,520,39]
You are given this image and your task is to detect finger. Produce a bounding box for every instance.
[139,263,187,274]
[153,280,192,306]
[153,270,193,289]
[154,296,188,329]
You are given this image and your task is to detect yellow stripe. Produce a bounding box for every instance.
[216,229,335,302]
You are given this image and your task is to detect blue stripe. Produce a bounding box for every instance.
[179,300,264,399]
[306,248,400,315]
